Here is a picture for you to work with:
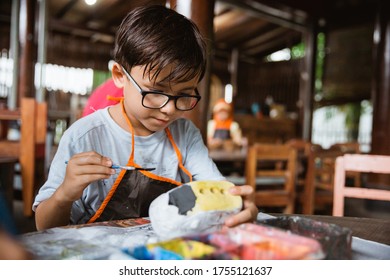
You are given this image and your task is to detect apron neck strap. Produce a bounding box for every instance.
[120,98,192,181]
[165,127,193,181]
[120,99,135,164]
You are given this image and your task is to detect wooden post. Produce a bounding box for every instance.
[298,24,317,141]
[169,0,215,142]
[371,0,390,184]
[8,0,20,110]
[18,0,37,102]
[19,98,36,216]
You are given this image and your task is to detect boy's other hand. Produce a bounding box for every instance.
[224,184,258,227]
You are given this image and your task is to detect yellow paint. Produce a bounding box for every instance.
[147,239,216,259]
[188,181,242,214]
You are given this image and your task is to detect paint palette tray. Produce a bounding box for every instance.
[257,216,352,259]
[127,222,325,260]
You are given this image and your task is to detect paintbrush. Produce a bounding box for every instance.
[65,161,155,171]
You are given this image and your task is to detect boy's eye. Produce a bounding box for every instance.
[179,92,195,97]
[150,90,193,97]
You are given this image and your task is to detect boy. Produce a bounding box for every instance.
[34,5,258,230]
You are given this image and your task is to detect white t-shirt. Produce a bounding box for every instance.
[33,108,224,224]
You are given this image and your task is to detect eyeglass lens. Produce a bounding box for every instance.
[143,92,198,111]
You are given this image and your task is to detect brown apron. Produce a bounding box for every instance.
[87,99,192,223]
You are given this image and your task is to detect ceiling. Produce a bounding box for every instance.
[43,0,306,63]
[0,0,377,68]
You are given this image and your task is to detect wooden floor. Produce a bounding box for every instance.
[12,196,389,234]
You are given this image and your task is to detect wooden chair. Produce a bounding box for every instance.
[333,154,390,216]
[285,139,318,214]
[0,98,47,216]
[330,142,361,187]
[304,143,361,215]
[245,143,297,214]
[304,147,345,215]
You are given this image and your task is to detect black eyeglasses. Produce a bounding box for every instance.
[121,66,201,111]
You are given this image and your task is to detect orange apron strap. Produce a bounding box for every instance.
[88,169,127,223]
[89,98,134,223]
[120,99,135,165]
[107,95,123,102]
[165,127,193,182]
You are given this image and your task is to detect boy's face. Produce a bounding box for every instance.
[114,63,200,136]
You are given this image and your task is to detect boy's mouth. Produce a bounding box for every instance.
[153,117,170,125]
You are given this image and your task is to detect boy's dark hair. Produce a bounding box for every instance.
[114,5,207,84]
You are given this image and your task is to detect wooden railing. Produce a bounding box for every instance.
[234,114,297,145]
[0,98,47,216]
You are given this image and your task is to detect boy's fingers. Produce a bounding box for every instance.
[224,208,254,227]
[69,151,112,167]
[73,165,115,176]
[229,185,253,196]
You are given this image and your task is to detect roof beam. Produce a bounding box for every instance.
[240,26,287,50]
[55,0,78,19]
[244,30,300,56]
[219,0,310,32]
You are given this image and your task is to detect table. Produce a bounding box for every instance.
[268,213,390,245]
[209,147,247,162]
[209,147,247,177]
[294,214,390,246]
[19,214,390,260]
[258,213,390,260]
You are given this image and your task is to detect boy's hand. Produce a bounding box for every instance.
[58,151,115,203]
[224,185,258,227]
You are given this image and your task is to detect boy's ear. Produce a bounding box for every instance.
[111,63,126,88]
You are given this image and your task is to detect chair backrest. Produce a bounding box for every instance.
[312,148,346,191]
[285,138,312,157]
[285,139,321,214]
[245,143,297,214]
[333,154,390,216]
[330,142,361,187]
[285,139,312,186]
[303,143,362,215]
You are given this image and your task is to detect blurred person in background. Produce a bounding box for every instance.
[207,98,243,151]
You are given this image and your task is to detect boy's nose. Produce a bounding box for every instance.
[160,99,176,114]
